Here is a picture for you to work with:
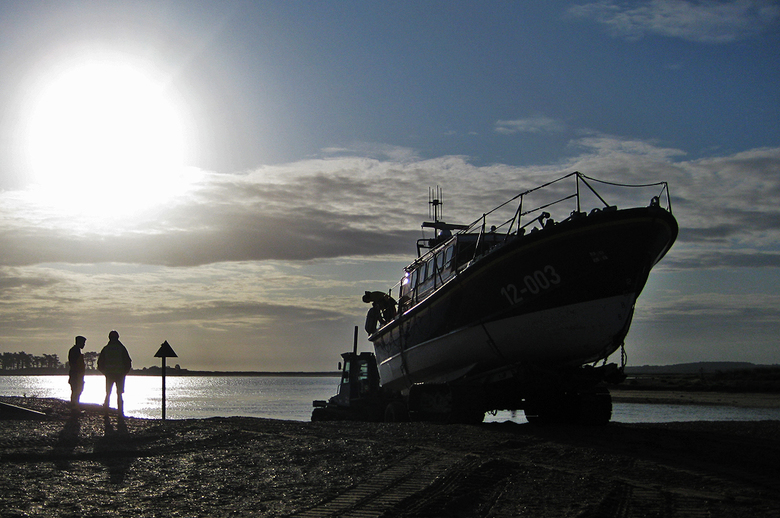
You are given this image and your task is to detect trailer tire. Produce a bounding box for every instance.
[384,401,409,422]
[577,387,612,425]
[311,407,330,422]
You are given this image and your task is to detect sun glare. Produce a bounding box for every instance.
[24,55,196,225]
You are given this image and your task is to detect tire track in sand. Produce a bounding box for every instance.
[293,449,464,518]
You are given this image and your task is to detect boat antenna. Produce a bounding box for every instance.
[429,186,443,224]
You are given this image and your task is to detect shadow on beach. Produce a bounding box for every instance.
[94,414,135,484]
[52,413,81,471]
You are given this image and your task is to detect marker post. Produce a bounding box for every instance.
[154,340,178,421]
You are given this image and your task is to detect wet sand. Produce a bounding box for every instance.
[1,395,779,517]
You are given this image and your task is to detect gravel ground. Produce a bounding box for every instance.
[1,396,779,517]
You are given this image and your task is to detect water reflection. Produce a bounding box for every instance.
[0,375,338,420]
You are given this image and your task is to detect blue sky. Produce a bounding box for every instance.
[0,1,778,371]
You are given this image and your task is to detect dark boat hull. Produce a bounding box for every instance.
[371,205,678,391]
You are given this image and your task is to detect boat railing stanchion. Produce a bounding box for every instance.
[576,173,581,213]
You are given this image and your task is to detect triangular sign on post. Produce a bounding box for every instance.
[155,340,178,358]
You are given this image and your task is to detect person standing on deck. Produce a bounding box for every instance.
[97,330,132,417]
[68,335,87,413]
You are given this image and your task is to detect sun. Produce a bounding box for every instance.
[23,54,195,224]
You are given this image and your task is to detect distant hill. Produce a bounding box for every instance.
[624,362,776,375]
[621,362,780,392]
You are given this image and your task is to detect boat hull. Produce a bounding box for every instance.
[370,205,678,392]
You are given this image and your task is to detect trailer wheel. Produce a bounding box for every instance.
[524,388,612,425]
[577,387,612,425]
[311,407,330,422]
[384,401,409,422]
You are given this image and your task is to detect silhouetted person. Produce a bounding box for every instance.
[98,330,132,417]
[68,335,87,413]
[362,291,397,334]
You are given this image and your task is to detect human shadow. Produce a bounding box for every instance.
[94,415,135,484]
[53,413,81,470]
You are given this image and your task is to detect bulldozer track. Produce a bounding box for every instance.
[293,449,464,518]
[389,457,517,517]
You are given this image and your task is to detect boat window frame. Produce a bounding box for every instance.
[401,268,419,304]
[426,256,435,279]
[435,250,445,272]
[455,235,479,268]
[444,245,454,269]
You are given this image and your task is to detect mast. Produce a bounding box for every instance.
[418,187,469,256]
[429,186,443,225]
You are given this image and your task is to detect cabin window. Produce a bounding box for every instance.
[426,257,435,279]
[456,237,478,267]
[436,251,445,272]
[444,245,454,268]
[359,361,370,382]
[338,359,351,396]
[358,360,373,395]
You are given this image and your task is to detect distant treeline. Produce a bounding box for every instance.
[0,351,98,371]
[1,351,99,371]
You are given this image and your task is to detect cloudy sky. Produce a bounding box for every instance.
[1,0,778,371]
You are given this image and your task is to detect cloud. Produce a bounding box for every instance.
[320,142,420,162]
[3,142,780,273]
[564,138,780,244]
[665,250,780,269]
[640,291,780,324]
[495,117,566,135]
[569,0,780,43]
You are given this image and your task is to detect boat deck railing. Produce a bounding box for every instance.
[387,171,672,307]
[462,171,672,245]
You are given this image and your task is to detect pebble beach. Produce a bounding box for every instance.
[2,394,779,517]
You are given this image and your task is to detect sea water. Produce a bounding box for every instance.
[0,375,333,421]
[2,375,779,423]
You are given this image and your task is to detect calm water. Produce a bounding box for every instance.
[2,375,779,423]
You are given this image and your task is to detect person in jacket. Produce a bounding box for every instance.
[362,290,397,334]
[97,330,132,417]
[68,335,87,413]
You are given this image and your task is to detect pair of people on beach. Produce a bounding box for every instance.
[68,330,132,416]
